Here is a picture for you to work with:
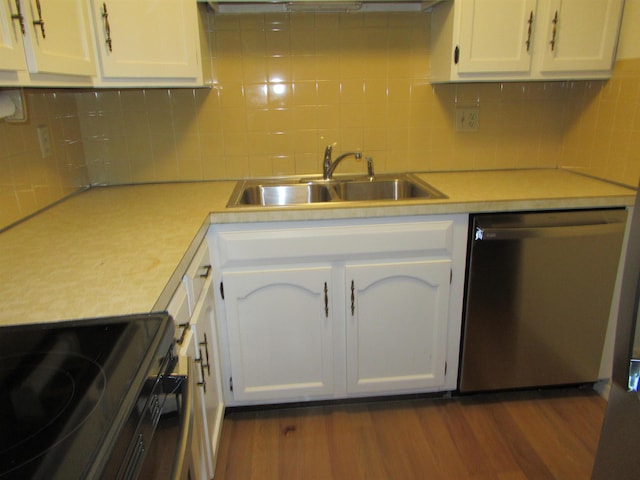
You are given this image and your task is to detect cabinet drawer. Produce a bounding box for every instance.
[166,281,190,344]
[214,218,454,267]
[184,240,213,313]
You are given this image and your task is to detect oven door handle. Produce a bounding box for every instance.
[171,358,194,480]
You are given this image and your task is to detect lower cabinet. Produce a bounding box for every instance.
[178,327,213,480]
[188,278,225,478]
[222,266,334,402]
[346,260,451,394]
[209,215,468,406]
[167,240,224,479]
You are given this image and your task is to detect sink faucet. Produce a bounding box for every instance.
[366,156,375,180]
[322,145,362,180]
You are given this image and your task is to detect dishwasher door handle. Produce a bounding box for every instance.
[475,222,625,241]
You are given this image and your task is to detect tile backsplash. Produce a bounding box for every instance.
[75,11,564,185]
[0,90,88,230]
[1,10,639,231]
[560,59,640,187]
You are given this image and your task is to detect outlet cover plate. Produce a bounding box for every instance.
[455,107,479,132]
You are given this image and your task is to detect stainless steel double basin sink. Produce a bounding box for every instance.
[227,174,447,208]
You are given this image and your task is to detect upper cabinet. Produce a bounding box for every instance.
[89,0,208,87]
[0,0,95,86]
[536,0,624,74]
[0,1,28,72]
[0,0,209,87]
[430,0,625,82]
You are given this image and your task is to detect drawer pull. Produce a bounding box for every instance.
[176,322,189,345]
[199,265,212,278]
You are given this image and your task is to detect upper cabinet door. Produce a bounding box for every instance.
[0,0,28,71]
[457,0,537,74]
[20,0,95,76]
[536,0,624,73]
[90,0,201,81]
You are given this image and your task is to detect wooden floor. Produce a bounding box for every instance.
[214,388,606,480]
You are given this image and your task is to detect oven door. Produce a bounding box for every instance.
[138,356,195,480]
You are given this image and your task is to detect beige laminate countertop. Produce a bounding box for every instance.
[0,169,635,326]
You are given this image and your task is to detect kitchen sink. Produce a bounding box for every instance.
[227,174,447,207]
[333,177,441,202]
[233,183,334,206]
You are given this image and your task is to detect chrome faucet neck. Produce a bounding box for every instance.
[322,145,333,180]
[323,147,362,180]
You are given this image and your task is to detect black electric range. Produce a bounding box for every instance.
[0,313,177,479]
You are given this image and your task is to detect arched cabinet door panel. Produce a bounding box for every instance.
[222,266,334,402]
[345,260,451,394]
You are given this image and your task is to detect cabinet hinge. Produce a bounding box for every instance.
[454,45,460,64]
[229,376,233,392]
[220,281,225,300]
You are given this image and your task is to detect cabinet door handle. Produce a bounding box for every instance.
[526,11,533,52]
[550,11,558,51]
[11,0,25,35]
[350,280,355,316]
[102,2,113,52]
[198,333,210,375]
[32,0,45,39]
[195,348,207,393]
[324,282,329,318]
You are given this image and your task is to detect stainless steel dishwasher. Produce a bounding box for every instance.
[459,209,627,393]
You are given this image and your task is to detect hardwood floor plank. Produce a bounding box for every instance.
[482,396,556,479]
[214,388,606,480]
[457,399,524,476]
[368,401,441,479]
[325,405,388,480]
[250,409,283,480]
[439,399,498,478]
[217,412,256,479]
[505,397,594,479]
[412,400,471,479]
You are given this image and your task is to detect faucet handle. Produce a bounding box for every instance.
[366,156,375,179]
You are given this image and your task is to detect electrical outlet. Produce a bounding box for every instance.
[455,107,480,132]
[36,124,53,158]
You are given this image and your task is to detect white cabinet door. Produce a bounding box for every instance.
[20,0,95,76]
[457,0,537,74]
[430,0,623,82]
[345,260,451,394]
[222,266,334,402]
[0,0,27,71]
[90,0,201,81]
[189,279,224,479]
[536,0,624,73]
[178,329,210,480]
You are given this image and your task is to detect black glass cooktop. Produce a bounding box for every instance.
[0,314,173,480]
